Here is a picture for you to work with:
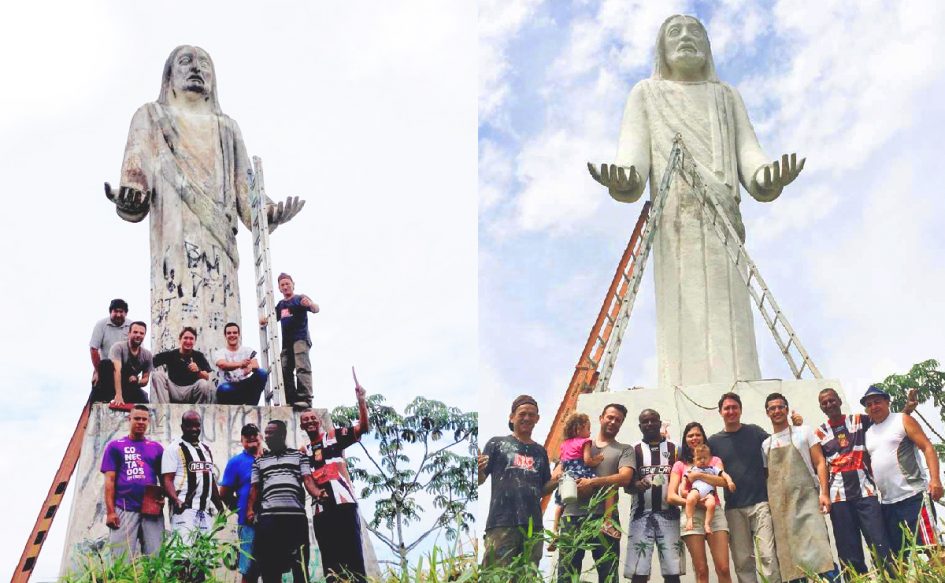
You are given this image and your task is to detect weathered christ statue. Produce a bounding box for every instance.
[105,45,303,353]
[590,15,805,388]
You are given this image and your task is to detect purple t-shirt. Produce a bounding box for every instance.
[100,436,164,512]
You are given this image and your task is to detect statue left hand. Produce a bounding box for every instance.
[267,196,306,232]
[752,153,805,201]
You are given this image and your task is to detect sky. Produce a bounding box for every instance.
[478,0,945,540]
[0,1,476,579]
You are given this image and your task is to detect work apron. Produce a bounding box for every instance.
[766,428,834,581]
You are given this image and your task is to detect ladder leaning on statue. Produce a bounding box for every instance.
[542,135,822,505]
[249,156,287,406]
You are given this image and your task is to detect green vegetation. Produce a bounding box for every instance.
[875,359,945,459]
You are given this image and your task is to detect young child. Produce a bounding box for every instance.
[551,413,620,547]
[683,443,735,534]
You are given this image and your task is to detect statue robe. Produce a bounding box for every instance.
[118,102,253,353]
[616,79,770,387]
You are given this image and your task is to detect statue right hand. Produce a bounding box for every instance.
[105,182,151,213]
[587,163,642,202]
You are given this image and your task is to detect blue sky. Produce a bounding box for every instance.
[478,0,945,526]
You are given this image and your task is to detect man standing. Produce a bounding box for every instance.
[89,298,130,386]
[220,423,263,583]
[247,420,325,583]
[624,409,682,583]
[708,392,779,583]
[161,411,224,539]
[91,321,152,405]
[815,387,911,573]
[275,273,318,409]
[479,395,555,568]
[760,393,834,582]
[863,385,944,557]
[100,405,165,559]
[106,45,303,353]
[300,380,370,582]
[558,403,634,583]
[214,322,268,405]
[151,327,215,403]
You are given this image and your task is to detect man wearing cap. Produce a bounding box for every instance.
[274,273,319,409]
[89,299,131,386]
[220,423,264,583]
[862,385,943,557]
[814,387,915,573]
[479,395,556,568]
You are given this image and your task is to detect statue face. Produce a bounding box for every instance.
[661,16,709,79]
[170,46,214,98]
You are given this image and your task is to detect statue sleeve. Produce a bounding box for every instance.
[614,82,651,198]
[729,86,771,198]
[230,119,254,231]
[117,104,156,223]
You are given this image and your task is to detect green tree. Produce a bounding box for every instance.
[331,395,477,576]
[875,358,945,458]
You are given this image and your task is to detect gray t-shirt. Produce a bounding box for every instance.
[562,438,634,517]
[108,342,153,379]
[90,318,130,360]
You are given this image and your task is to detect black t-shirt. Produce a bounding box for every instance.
[708,423,770,509]
[153,350,212,386]
[303,426,359,513]
[482,435,551,530]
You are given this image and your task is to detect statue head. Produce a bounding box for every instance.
[158,45,221,113]
[653,15,717,83]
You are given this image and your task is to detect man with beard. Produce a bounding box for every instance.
[91,320,152,405]
[89,298,130,386]
[247,420,325,583]
[220,423,264,583]
[557,403,634,583]
[480,395,557,568]
[299,380,370,582]
[161,410,224,538]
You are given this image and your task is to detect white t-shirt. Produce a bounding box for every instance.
[213,346,254,383]
[761,425,819,484]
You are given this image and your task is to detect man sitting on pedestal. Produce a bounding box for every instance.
[151,327,215,403]
[91,321,152,405]
[89,298,131,388]
[214,322,268,406]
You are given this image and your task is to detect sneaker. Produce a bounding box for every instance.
[292,401,311,410]
[602,523,622,539]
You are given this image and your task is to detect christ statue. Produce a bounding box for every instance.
[105,45,303,353]
[589,15,805,388]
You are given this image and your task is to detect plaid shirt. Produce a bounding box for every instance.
[815,414,877,502]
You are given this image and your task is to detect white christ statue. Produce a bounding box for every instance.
[589,15,805,388]
[105,45,303,353]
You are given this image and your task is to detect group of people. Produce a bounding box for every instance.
[101,383,369,582]
[89,273,318,409]
[480,387,943,582]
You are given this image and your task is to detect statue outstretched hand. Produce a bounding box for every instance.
[587,162,643,203]
[267,196,305,233]
[751,153,805,202]
[105,182,151,216]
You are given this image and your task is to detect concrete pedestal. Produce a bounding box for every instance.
[59,403,379,581]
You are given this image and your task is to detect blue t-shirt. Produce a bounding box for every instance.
[220,451,256,525]
[276,295,311,348]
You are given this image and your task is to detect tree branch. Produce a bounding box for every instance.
[366,523,397,552]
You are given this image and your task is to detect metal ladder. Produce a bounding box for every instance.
[249,156,287,405]
[593,135,821,393]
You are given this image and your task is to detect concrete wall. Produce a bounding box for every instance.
[559,378,847,583]
[60,403,379,581]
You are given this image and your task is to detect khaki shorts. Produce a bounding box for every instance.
[681,504,728,537]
